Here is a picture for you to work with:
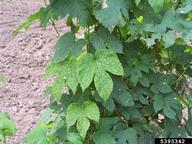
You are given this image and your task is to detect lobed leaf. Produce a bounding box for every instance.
[66,101,100,139]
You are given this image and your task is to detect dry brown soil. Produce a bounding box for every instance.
[0,0,67,143]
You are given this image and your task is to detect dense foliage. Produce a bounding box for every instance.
[15,0,192,143]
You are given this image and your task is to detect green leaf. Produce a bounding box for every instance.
[151,83,172,94]
[0,113,9,119]
[67,133,83,144]
[90,27,123,53]
[24,125,48,144]
[0,134,3,142]
[150,73,175,95]
[0,112,16,137]
[66,101,100,139]
[135,0,141,6]
[13,11,41,36]
[163,103,176,119]
[76,54,95,91]
[138,55,154,73]
[83,101,100,122]
[148,0,164,13]
[47,49,123,101]
[158,83,172,94]
[130,67,142,85]
[95,49,124,76]
[122,107,143,120]
[66,103,82,129]
[96,94,116,112]
[131,86,151,105]
[40,0,93,26]
[139,76,150,87]
[45,61,67,100]
[45,58,78,99]
[94,69,113,102]
[97,117,119,132]
[153,94,177,119]
[64,58,79,93]
[138,133,155,144]
[177,0,192,14]
[45,79,66,101]
[162,31,176,48]
[153,94,164,113]
[95,0,129,32]
[144,9,192,46]
[76,117,90,140]
[145,33,161,47]
[112,77,134,107]
[93,132,116,144]
[164,119,187,137]
[115,128,137,144]
[113,90,134,107]
[54,32,85,62]
[77,49,124,101]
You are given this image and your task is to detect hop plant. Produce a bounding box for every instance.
[15,0,192,143]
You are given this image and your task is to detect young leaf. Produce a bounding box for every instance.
[45,58,78,100]
[24,125,48,144]
[83,101,100,122]
[76,117,90,140]
[66,103,82,129]
[0,112,16,137]
[13,11,41,36]
[77,49,124,101]
[66,101,100,139]
[45,79,66,101]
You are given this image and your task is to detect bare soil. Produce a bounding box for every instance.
[0,0,67,143]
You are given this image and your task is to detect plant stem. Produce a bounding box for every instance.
[176,96,189,107]
[50,19,61,38]
[43,0,61,38]
[174,63,190,84]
